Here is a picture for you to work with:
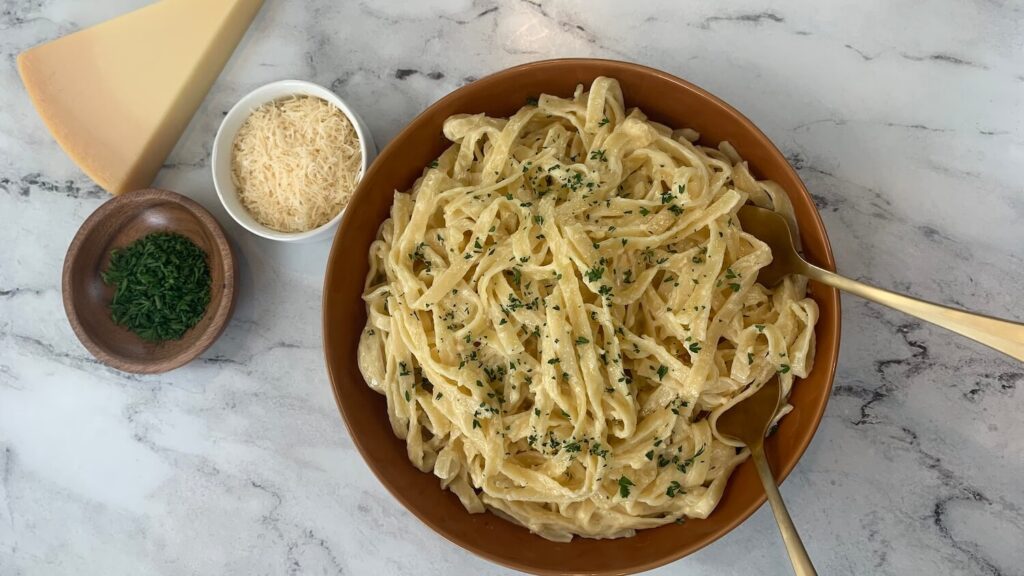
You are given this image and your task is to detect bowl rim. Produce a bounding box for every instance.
[322,58,841,575]
[211,79,376,243]
[61,188,237,374]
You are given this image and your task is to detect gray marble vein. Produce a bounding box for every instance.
[1,0,1022,575]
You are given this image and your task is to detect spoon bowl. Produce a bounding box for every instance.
[716,377,784,447]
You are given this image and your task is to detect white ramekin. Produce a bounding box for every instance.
[211,79,376,243]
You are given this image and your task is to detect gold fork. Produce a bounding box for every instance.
[737,206,1024,361]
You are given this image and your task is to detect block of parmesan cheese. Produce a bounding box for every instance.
[18,0,265,195]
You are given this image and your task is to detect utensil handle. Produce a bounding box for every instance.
[750,443,818,576]
[805,265,1024,361]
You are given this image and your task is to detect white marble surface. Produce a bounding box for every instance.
[2,0,1023,574]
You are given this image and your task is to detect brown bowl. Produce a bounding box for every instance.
[63,188,236,374]
[323,59,841,575]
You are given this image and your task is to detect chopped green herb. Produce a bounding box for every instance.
[101,232,211,342]
[677,445,706,473]
[618,476,634,498]
[657,365,669,381]
[666,480,684,498]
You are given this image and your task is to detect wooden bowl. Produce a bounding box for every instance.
[62,188,236,374]
[322,59,841,575]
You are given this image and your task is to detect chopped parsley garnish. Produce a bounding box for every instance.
[677,445,706,473]
[590,149,607,162]
[645,450,654,461]
[598,116,610,127]
[101,232,211,342]
[688,342,701,354]
[778,364,791,374]
[656,365,669,381]
[728,283,741,293]
[618,475,634,498]
[428,160,439,168]
[585,266,605,282]
[399,362,411,376]
[590,443,609,458]
[639,207,650,216]
[666,480,684,498]
[472,419,481,429]
[668,204,684,215]
[575,336,590,345]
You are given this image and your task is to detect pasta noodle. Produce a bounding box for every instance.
[357,77,818,541]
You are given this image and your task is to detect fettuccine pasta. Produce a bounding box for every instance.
[357,77,818,541]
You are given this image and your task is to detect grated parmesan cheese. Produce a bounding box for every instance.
[231,95,362,233]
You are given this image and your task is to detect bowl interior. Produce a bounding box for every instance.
[323,59,840,575]
[211,79,377,243]
[63,189,235,374]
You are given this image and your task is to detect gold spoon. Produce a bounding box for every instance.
[717,377,817,576]
[738,206,1024,361]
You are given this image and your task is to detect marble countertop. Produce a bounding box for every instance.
[2,1,1022,574]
